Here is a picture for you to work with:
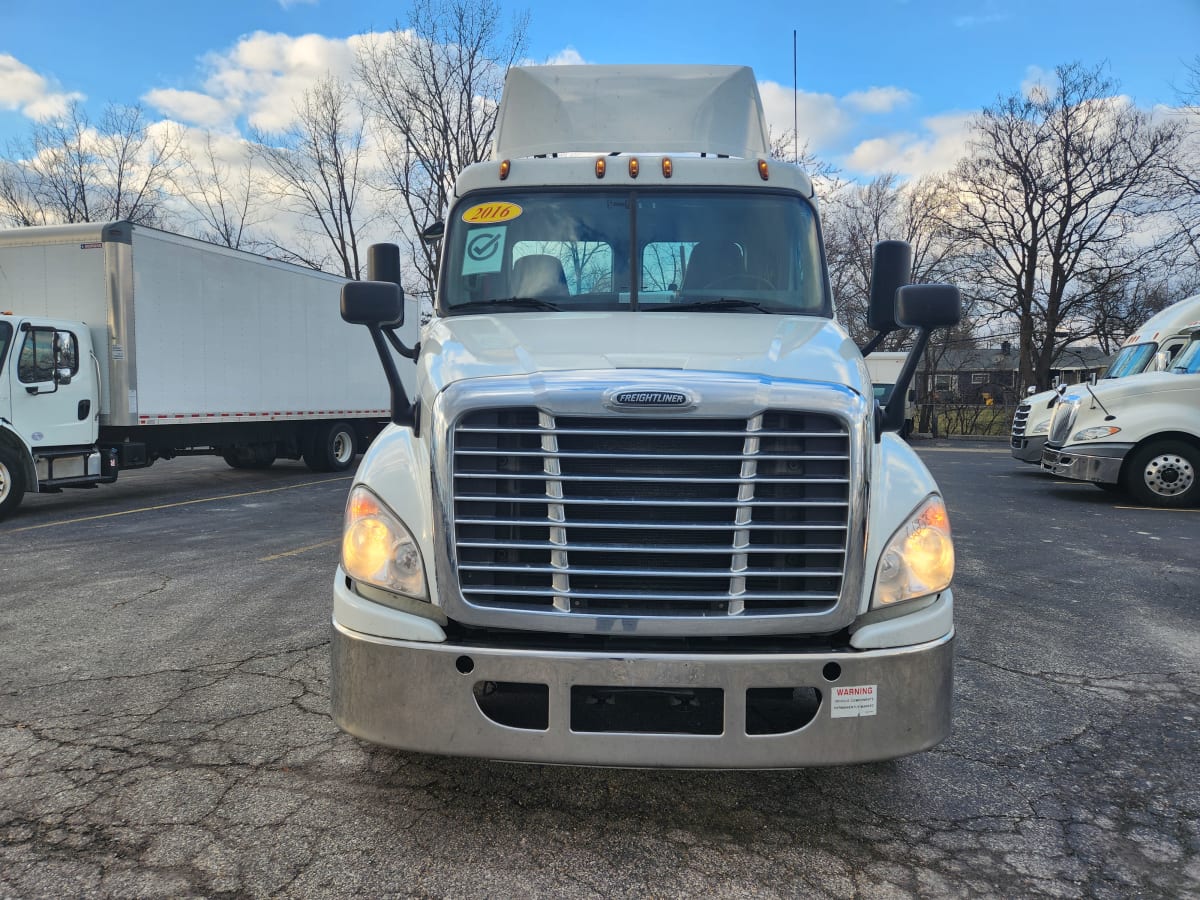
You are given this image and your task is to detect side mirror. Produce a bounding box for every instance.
[894,283,961,330]
[55,367,73,386]
[1153,350,1171,372]
[868,240,912,333]
[341,281,403,327]
[421,221,445,244]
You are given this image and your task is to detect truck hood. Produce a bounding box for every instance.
[1064,371,1200,407]
[417,312,868,400]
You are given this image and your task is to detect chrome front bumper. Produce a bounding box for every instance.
[1041,443,1132,484]
[1010,434,1046,464]
[330,621,954,768]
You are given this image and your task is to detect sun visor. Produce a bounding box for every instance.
[492,65,771,160]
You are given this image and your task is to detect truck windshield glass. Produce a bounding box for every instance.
[1170,339,1200,374]
[440,190,828,316]
[1104,342,1156,378]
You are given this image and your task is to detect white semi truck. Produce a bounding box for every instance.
[1042,327,1200,506]
[1011,294,1200,464]
[0,222,391,520]
[330,66,961,767]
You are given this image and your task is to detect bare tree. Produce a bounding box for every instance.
[357,0,529,300]
[942,62,1185,392]
[170,130,265,251]
[823,173,965,346]
[252,75,374,278]
[0,101,179,226]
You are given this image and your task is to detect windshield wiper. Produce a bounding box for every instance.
[449,297,562,313]
[644,298,777,313]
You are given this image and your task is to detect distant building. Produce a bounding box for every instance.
[923,343,1113,404]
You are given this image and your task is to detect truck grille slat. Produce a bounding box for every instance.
[452,408,851,617]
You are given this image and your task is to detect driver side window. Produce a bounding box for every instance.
[18,329,78,384]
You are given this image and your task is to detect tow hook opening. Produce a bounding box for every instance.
[473,681,549,731]
[746,687,823,735]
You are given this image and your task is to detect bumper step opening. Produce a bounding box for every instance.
[746,687,822,735]
[571,686,724,735]
[473,681,549,730]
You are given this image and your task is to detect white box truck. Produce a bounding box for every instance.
[1011,293,1200,464]
[330,66,962,767]
[1042,325,1200,506]
[864,351,917,437]
[0,222,391,520]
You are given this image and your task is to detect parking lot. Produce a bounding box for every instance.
[1,443,1198,899]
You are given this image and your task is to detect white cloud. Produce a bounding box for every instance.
[758,81,853,151]
[1021,64,1056,102]
[844,111,976,178]
[543,47,586,66]
[842,86,915,115]
[143,88,233,129]
[0,54,85,121]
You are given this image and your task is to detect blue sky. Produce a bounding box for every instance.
[1,0,1198,178]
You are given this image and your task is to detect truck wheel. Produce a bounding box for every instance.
[304,421,358,472]
[1122,440,1200,508]
[0,449,28,520]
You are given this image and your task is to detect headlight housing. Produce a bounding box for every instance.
[1028,418,1052,437]
[873,496,954,607]
[342,486,428,601]
[1072,425,1121,442]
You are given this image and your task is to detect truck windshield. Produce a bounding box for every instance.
[1104,342,1156,378]
[1170,339,1200,374]
[439,190,829,316]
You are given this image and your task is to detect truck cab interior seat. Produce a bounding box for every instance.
[512,254,570,298]
[682,240,744,290]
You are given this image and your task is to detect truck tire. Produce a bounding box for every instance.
[304,421,358,473]
[1122,440,1200,508]
[0,448,27,520]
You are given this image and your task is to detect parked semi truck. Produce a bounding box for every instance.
[1042,325,1200,506]
[0,222,391,520]
[1011,293,1200,464]
[864,351,917,437]
[330,66,961,767]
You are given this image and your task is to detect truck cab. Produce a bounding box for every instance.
[1042,328,1200,506]
[1012,294,1200,464]
[330,65,961,767]
[0,314,105,518]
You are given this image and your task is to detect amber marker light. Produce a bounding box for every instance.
[661,158,673,178]
[758,159,770,181]
[595,157,607,178]
[628,157,640,178]
[498,159,511,180]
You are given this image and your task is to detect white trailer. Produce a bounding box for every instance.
[1011,293,1200,463]
[0,222,390,519]
[864,351,917,437]
[329,66,962,767]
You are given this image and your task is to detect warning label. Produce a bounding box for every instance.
[830,684,877,719]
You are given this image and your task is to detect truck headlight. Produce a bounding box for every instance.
[342,486,428,601]
[1072,425,1121,442]
[1028,418,1051,436]
[873,496,954,607]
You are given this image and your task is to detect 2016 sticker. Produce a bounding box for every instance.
[462,201,523,224]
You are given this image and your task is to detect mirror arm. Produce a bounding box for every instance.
[369,325,416,428]
[383,326,420,361]
[878,327,930,439]
[859,329,893,356]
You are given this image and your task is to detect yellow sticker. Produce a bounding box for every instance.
[462,201,523,224]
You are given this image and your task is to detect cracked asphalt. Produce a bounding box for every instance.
[1,445,1198,898]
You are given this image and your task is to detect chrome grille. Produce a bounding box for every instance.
[1011,402,1031,439]
[452,408,851,617]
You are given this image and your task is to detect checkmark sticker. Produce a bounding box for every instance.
[462,226,507,275]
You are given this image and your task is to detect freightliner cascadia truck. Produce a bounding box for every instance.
[0,222,390,520]
[330,66,962,767]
